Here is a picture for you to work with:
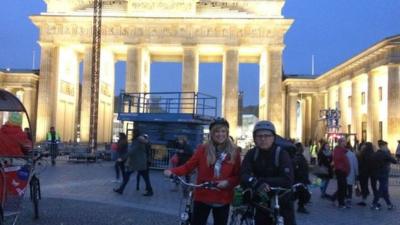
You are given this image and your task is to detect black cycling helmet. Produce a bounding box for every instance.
[209,117,229,131]
[252,120,276,135]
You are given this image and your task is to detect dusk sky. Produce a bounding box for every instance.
[0,0,399,113]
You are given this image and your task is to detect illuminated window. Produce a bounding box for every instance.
[348,96,352,107]
[378,87,383,101]
[361,92,366,105]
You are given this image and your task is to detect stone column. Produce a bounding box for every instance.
[387,66,400,151]
[259,46,284,135]
[288,93,298,140]
[351,79,360,140]
[367,70,378,143]
[338,85,346,132]
[126,46,150,113]
[22,87,37,136]
[80,47,92,143]
[222,48,239,138]
[181,46,199,113]
[97,49,115,143]
[311,93,325,142]
[126,45,150,93]
[36,43,59,142]
[304,96,312,142]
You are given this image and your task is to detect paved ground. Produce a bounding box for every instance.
[11,159,400,225]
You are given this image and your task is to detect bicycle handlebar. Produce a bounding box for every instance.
[170,174,218,189]
[269,183,307,192]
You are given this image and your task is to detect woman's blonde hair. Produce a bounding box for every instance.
[205,124,238,166]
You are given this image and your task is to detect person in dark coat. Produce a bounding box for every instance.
[114,129,153,196]
[293,142,311,214]
[356,142,375,206]
[317,142,333,198]
[370,140,397,210]
[241,120,295,225]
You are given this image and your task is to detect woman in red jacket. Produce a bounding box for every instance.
[164,118,241,225]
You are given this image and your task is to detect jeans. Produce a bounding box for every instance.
[115,161,125,180]
[372,174,392,206]
[192,201,230,225]
[117,170,135,193]
[335,170,348,206]
[320,178,330,195]
[358,174,370,199]
[136,169,153,193]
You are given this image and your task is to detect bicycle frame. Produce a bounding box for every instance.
[171,175,218,225]
[230,183,305,225]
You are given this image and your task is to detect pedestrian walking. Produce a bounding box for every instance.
[332,137,350,208]
[395,140,400,162]
[317,142,333,199]
[114,129,153,196]
[345,142,358,207]
[356,142,375,206]
[370,140,397,210]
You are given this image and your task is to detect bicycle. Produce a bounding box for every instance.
[229,183,306,225]
[0,150,48,225]
[169,175,218,225]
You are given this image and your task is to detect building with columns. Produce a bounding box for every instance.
[0,69,39,130]
[28,0,292,142]
[284,35,400,151]
[1,1,399,152]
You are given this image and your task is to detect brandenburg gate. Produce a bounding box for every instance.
[31,0,292,142]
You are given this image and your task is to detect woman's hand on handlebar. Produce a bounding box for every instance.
[164,169,173,177]
[216,180,229,189]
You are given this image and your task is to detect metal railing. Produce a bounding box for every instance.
[119,91,217,118]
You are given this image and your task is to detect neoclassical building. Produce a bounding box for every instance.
[0,69,39,130]
[1,1,399,152]
[284,35,400,151]
[28,0,292,142]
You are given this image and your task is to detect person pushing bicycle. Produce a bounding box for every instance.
[164,117,241,225]
[240,120,296,225]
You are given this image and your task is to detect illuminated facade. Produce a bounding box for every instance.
[29,0,292,142]
[0,69,39,131]
[2,2,398,149]
[284,35,400,152]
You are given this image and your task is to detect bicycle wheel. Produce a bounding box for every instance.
[30,175,41,219]
[229,208,254,225]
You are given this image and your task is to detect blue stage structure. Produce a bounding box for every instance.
[117,91,217,169]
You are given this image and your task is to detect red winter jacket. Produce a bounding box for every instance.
[0,123,32,156]
[170,144,241,205]
[332,146,350,175]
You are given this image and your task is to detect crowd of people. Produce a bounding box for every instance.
[311,137,398,211]
[106,116,399,225]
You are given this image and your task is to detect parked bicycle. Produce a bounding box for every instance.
[229,183,307,225]
[169,175,218,225]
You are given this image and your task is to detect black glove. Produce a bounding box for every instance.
[255,182,270,194]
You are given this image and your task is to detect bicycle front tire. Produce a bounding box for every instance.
[30,175,41,219]
[229,210,254,225]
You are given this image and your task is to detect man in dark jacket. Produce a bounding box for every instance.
[293,142,311,214]
[241,120,295,225]
[371,140,397,210]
